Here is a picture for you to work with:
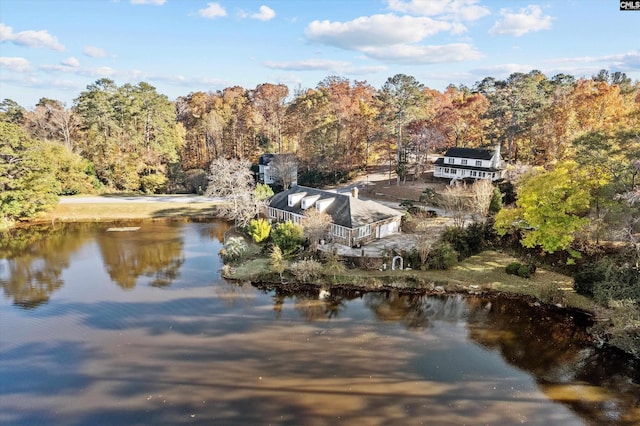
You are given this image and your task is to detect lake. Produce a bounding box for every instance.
[1,220,638,425]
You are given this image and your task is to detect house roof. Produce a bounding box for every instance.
[269,185,401,229]
[434,158,502,172]
[444,147,495,160]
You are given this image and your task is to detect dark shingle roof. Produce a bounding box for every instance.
[269,186,400,229]
[444,147,494,160]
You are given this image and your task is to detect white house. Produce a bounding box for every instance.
[258,153,297,187]
[433,145,505,182]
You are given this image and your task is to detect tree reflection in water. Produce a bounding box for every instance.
[465,295,640,425]
[96,222,185,289]
[0,223,93,308]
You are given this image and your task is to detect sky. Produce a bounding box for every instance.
[1,0,639,109]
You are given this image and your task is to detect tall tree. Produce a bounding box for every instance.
[0,122,59,227]
[73,79,184,191]
[377,74,427,184]
[252,83,289,153]
[494,162,597,255]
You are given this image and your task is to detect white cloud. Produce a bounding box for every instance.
[83,46,108,58]
[305,14,455,50]
[363,43,483,64]
[198,3,227,19]
[489,5,553,37]
[130,0,166,4]
[252,5,276,21]
[62,57,80,67]
[387,0,490,21]
[0,23,64,51]
[0,56,31,72]
[263,59,350,71]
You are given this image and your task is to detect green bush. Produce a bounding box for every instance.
[426,242,458,270]
[443,222,489,260]
[506,262,521,275]
[140,174,167,194]
[574,259,640,304]
[505,262,536,278]
[271,221,304,256]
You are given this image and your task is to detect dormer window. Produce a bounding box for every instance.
[475,160,482,166]
[288,192,306,207]
[461,159,467,165]
[301,195,321,209]
[315,197,335,212]
[448,158,455,164]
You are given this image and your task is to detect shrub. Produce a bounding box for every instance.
[271,221,304,256]
[573,262,607,297]
[221,237,248,263]
[419,188,438,204]
[247,218,271,243]
[289,259,323,282]
[538,282,565,305]
[426,242,458,270]
[505,262,536,278]
[140,174,167,194]
[506,262,521,275]
[443,222,489,260]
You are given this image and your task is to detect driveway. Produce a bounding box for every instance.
[59,195,225,204]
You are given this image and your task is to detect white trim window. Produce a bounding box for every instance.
[475,160,482,166]
[331,224,348,238]
[357,224,371,239]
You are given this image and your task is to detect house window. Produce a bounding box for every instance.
[448,158,455,164]
[471,171,477,177]
[331,224,348,238]
[357,225,371,238]
[475,160,482,166]
[461,159,467,165]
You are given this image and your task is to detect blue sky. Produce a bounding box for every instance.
[1,0,638,108]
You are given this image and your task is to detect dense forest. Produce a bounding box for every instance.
[1,70,639,228]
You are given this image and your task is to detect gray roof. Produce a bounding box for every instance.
[269,186,401,229]
[444,147,494,160]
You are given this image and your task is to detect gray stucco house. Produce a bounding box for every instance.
[268,185,402,247]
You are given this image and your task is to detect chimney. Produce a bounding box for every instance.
[493,144,501,168]
[351,187,359,199]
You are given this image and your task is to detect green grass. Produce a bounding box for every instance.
[36,200,221,222]
[223,249,596,312]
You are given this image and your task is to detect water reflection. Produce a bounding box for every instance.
[96,223,185,289]
[465,295,640,424]
[0,223,92,308]
[1,222,639,425]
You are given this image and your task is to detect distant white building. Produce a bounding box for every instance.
[434,145,506,182]
[258,153,297,188]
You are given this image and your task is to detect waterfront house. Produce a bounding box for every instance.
[268,185,402,247]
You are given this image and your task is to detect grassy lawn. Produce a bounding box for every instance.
[36,200,221,222]
[224,248,596,312]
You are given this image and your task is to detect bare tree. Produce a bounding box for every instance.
[205,158,263,228]
[471,179,495,223]
[269,153,298,189]
[301,208,332,252]
[440,184,471,228]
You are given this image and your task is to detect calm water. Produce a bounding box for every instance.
[1,220,638,425]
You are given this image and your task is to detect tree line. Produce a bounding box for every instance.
[1,69,639,227]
